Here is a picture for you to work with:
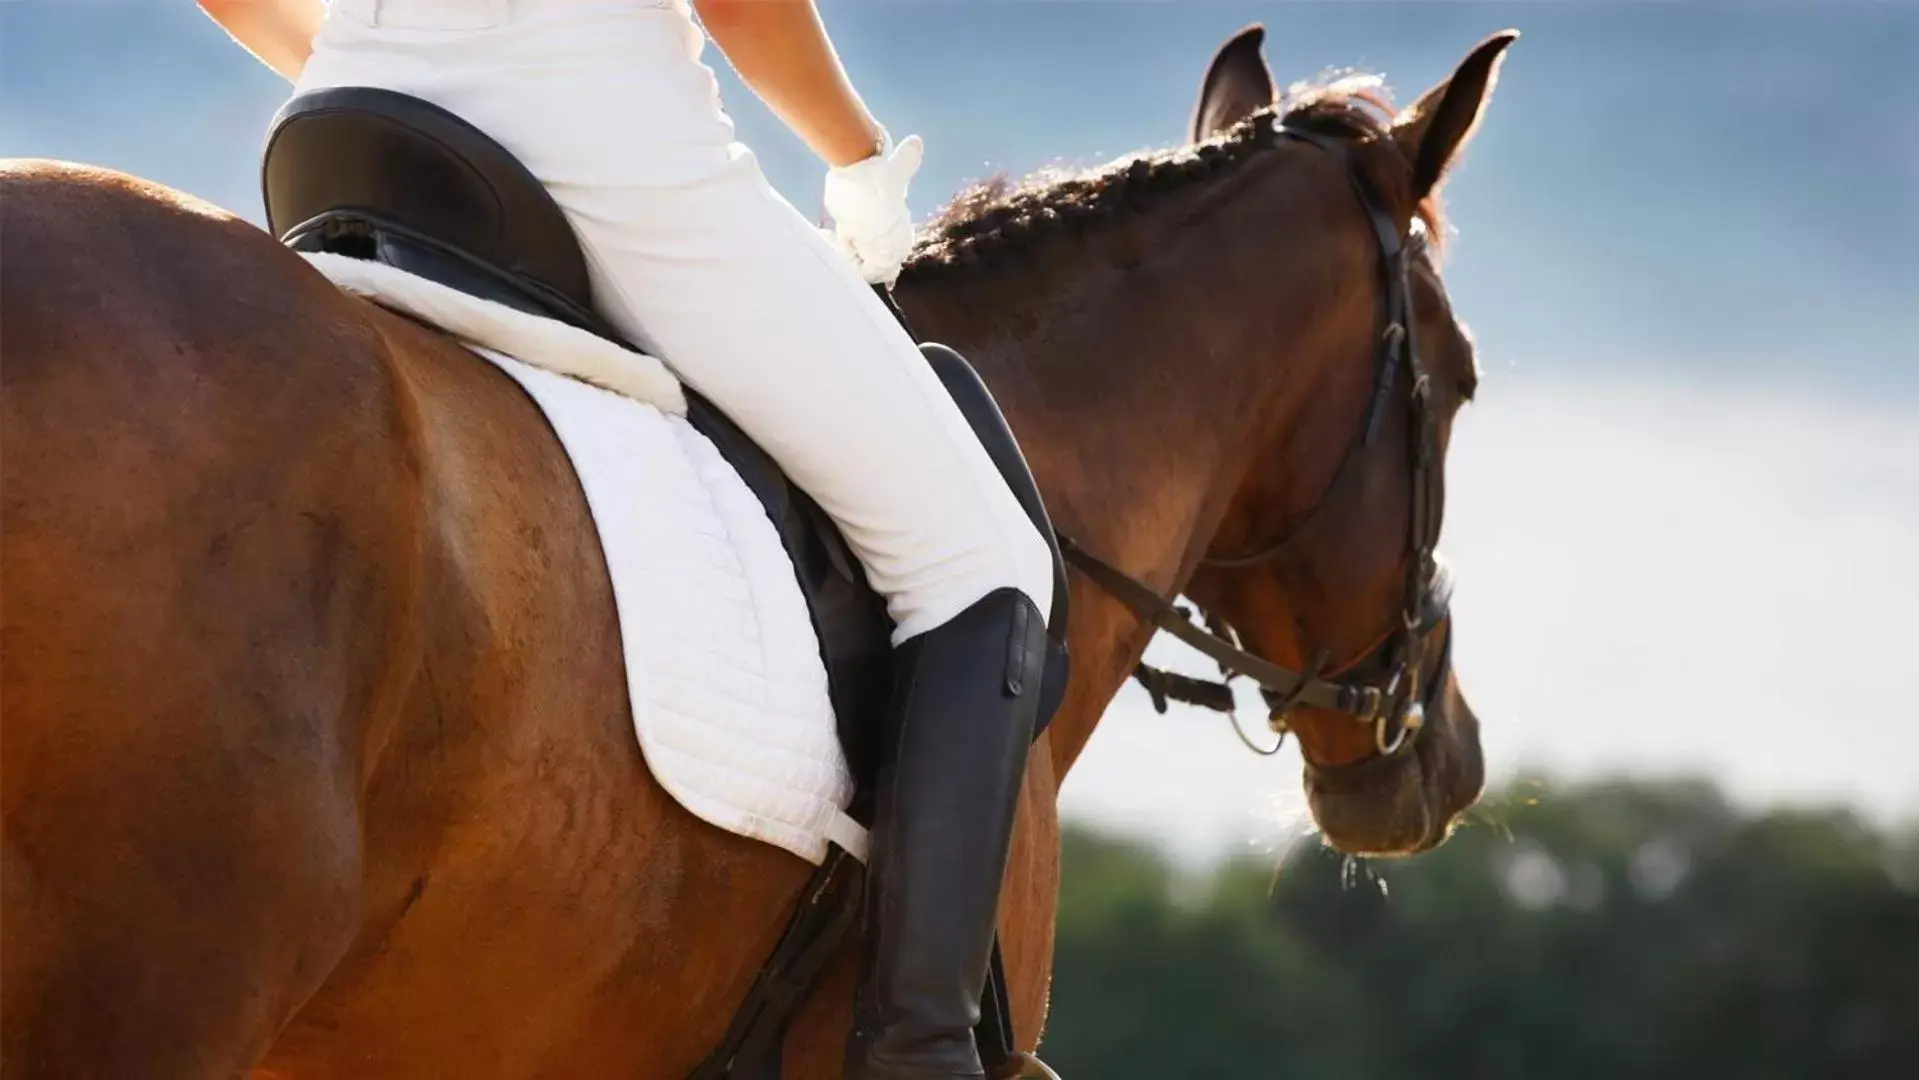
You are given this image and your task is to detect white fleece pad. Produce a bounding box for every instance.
[304,253,867,865]
[307,252,689,413]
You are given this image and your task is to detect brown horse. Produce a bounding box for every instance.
[0,25,1512,1079]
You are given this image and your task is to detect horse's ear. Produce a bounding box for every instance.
[1389,30,1518,200]
[1191,25,1276,142]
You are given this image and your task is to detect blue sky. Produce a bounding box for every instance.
[6,1,1914,394]
[4,1,1914,859]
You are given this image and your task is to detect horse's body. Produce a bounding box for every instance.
[0,27,1513,1078]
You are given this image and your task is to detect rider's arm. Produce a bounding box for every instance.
[196,0,324,83]
[692,0,888,167]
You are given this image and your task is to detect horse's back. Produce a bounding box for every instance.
[0,160,426,1075]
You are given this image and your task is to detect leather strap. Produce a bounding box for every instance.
[1056,535,1386,721]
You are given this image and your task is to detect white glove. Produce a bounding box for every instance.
[822,131,925,285]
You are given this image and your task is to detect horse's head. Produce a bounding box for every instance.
[896,24,1516,857]
[1178,27,1515,857]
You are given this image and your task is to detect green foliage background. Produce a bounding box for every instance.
[1041,779,1919,1079]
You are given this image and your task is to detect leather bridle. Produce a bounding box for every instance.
[1059,123,1456,760]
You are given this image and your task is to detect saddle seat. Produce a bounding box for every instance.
[261,85,1067,1080]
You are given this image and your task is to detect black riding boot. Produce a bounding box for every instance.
[845,587,1048,1080]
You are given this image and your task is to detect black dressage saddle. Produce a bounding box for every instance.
[261,85,1067,1080]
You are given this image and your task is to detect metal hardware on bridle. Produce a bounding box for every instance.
[1228,708,1287,757]
[1056,121,1454,761]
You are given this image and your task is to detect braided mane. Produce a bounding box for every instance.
[902,75,1447,280]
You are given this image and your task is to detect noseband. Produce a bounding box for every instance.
[1059,124,1454,760]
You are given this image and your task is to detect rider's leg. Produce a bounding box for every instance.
[540,56,1054,1080]
[298,4,1052,1076]
[561,153,1054,638]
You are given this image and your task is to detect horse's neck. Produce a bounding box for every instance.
[899,199,1332,775]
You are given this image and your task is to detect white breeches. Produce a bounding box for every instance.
[297,0,1052,641]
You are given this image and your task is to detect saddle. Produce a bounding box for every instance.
[262,86,1068,1079]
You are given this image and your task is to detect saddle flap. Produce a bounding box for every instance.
[919,345,1071,648]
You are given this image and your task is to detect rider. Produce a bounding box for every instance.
[199,2,1054,1077]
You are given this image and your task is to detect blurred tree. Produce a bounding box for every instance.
[1043,778,1919,1079]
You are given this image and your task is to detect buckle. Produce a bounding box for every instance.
[1347,684,1385,725]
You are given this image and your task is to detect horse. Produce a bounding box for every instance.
[0,24,1513,1079]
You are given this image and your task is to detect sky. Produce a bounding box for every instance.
[3,0,1915,863]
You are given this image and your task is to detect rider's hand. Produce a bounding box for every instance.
[823,132,924,286]
[693,0,919,281]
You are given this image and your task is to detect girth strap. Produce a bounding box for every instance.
[687,848,865,1080]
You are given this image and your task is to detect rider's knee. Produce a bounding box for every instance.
[890,517,1052,644]
[1000,516,1056,630]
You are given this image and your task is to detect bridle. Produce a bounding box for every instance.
[1058,123,1455,761]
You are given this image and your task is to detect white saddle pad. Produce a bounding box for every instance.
[306,252,867,865]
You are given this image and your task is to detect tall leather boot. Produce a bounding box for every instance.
[845,587,1048,1080]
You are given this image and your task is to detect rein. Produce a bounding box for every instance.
[1056,122,1454,761]
[1058,535,1399,721]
